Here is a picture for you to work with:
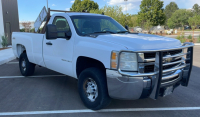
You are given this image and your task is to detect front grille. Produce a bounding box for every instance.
[142,49,183,73]
[144,49,182,59]
[144,63,181,73]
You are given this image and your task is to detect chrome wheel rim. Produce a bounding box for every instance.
[21,59,26,71]
[83,78,98,102]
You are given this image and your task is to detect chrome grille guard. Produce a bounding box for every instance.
[117,42,194,99]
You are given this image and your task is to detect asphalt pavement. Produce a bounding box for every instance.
[0,46,200,117]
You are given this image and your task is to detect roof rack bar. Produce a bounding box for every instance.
[50,9,74,13]
[40,8,89,34]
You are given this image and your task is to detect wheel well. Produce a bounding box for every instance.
[17,44,26,57]
[76,56,106,78]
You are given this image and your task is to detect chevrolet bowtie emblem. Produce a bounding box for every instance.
[165,55,172,63]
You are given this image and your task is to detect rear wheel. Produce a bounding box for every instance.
[78,67,111,110]
[19,53,35,76]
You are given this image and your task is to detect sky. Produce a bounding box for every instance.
[18,0,200,21]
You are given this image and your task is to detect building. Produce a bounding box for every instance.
[19,21,35,29]
[0,0,19,48]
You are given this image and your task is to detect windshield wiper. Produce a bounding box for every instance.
[93,31,116,34]
[117,31,129,33]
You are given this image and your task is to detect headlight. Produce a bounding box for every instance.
[119,52,138,71]
[110,51,138,71]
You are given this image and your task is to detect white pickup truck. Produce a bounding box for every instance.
[12,12,194,110]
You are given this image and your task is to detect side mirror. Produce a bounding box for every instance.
[46,24,57,39]
[125,25,129,31]
[65,31,72,40]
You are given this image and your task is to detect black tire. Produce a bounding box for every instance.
[19,53,35,76]
[78,67,111,110]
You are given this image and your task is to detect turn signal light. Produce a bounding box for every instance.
[111,51,119,69]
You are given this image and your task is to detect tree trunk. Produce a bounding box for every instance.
[193,29,194,40]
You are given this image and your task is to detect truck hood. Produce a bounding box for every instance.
[96,33,182,50]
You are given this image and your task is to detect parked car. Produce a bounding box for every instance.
[196,25,200,29]
[12,11,194,110]
[184,26,192,30]
[134,26,143,32]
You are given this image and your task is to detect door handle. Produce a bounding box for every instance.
[46,42,52,45]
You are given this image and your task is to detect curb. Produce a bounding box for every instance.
[0,48,16,65]
[0,56,16,65]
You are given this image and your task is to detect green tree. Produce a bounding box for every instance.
[70,0,99,12]
[167,18,175,29]
[90,5,138,27]
[130,15,139,27]
[193,4,200,15]
[137,0,166,27]
[144,20,153,33]
[167,9,193,30]
[164,2,179,21]
[188,15,200,39]
[90,5,128,26]
[20,28,25,32]
[70,0,81,11]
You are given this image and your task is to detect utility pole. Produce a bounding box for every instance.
[124,0,128,26]
[124,0,128,14]
[47,0,48,9]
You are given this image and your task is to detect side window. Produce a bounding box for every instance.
[53,17,71,38]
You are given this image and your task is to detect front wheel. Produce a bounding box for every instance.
[19,53,35,76]
[78,67,111,110]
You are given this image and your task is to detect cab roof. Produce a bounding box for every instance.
[54,12,106,17]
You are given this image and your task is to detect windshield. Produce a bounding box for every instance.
[70,15,127,36]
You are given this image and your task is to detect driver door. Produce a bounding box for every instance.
[43,16,74,76]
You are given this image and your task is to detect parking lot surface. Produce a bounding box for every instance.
[0,46,200,117]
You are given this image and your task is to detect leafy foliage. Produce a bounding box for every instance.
[144,20,153,32]
[70,0,99,12]
[137,0,166,26]
[1,35,8,48]
[188,15,200,30]
[30,28,35,33]
[176,32,186,43]
[90,5,139,27]
[193,4,200,15]
[198,35,200,43]
[164,2,179,21]
[187,34,192,39]
[20,28,25,32]
[167,9,193,29]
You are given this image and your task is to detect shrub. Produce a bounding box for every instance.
[189,39,193,42]
[1,35,8,48]
[181,34,185,39]
[198,35,200,43]
[20,28,25,32]
[176,34,186,43]
[187,34,192,39]
[176,35,181,40]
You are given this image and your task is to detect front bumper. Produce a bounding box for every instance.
[106,42,194,100]
[106,69,183,100]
